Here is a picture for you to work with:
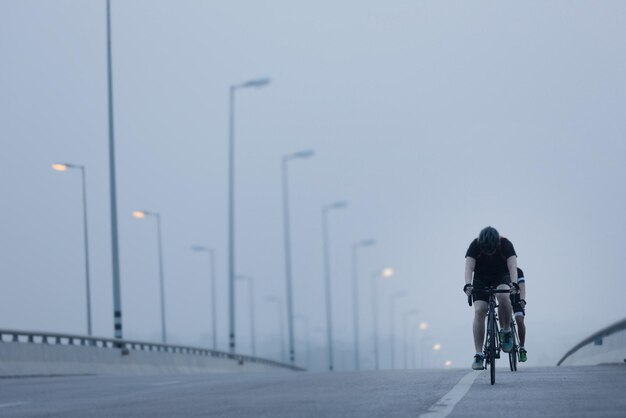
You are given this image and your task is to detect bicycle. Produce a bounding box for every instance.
[468,286,511,385]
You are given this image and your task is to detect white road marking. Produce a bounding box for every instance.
[419,371,482,418]
[0,402,30,409]
[151,381,181,387]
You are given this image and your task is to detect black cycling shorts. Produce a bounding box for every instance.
[472,274,511,304]
[510,294,525,316]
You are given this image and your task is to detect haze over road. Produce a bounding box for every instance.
[1,365,624,417]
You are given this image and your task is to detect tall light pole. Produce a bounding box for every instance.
[236,275,256,356]
[432,343,442,368]
[282,149,314,365]
[322,200,348,371]
[191,245,217,350]
[133,210,167,344]
[389,291,405,370]
[417,321,429,368]
[351,239,376,370]
[295,314,310,370]
[228,77,270,355]
[105,0,124,345]
[371,268,394,370]
[267,296,286,363]
[52,163,93,336]
[402,310,418,369]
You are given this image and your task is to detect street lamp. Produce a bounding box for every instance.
[105,0,124,345]
[417,325,431,369]
[52,162,93,336]
[295,314,310,370]
[402,310,418,369]
[267,296,286,363]
[432,343,442,368]
[236,275,256,356]
[228,76,271,355]
[351,239,376,370]
[191,245,217,350]
[133,210,167,344]
[389,291,406,370]
[371,267,394,370]
[282,149,314,365]
[322,200,348,371]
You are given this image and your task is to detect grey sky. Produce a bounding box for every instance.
[1,1,625,370]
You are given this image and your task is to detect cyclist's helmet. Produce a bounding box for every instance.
[478,226,500,255]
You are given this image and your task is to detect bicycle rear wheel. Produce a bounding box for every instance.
[509,349,517,371]
[510,323,518,371]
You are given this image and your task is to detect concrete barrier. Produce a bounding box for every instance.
[0,329,304,376]
[558,318,626,366]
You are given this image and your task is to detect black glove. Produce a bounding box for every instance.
[510,282,520,294]
[519,299,526,308]
[463,283,473,296]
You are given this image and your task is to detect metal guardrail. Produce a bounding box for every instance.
[557,318,626,366]
[0,329,305,372]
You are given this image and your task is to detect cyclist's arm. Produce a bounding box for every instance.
[465,257,476,285]
[519,282,526,301]
[507,256,518,284]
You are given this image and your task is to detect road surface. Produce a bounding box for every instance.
[0,365,624,417]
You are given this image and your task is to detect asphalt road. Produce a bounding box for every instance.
[0,365,624,417]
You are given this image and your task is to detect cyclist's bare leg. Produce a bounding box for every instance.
[473,300,488,352]
[515,314,526,346]
[496,284,512,330]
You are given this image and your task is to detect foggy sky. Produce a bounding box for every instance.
[2,0,626,370]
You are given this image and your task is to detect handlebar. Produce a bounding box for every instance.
[467,287,513,307]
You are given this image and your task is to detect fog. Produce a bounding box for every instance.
[1,0,625,371]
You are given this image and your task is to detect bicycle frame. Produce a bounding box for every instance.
[469,286,511,385]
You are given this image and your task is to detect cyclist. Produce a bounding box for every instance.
[512,267,527,362]
[464,226,519,370]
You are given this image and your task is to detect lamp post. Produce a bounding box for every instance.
[432,343,442,368]
[105,0,124,345]
[282,149,314,365]
[236,275,256,356]
[402,310,418,369]
[321,200,348,371]
[267,296,286,363]
[133,210,167,344]
[418,322,429,368]
[228,77,270,355]
[295,314,310,370]
[351,239,376,370]
[371,268,394,370]
[389,291,405,370]
[52,163,92,336]
[191,245,217,350]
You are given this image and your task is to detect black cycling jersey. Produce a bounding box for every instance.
[465,237,517,276]
[517,267,525,284]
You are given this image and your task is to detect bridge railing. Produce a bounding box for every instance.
[557,318,626,366]
[0,328,305,372]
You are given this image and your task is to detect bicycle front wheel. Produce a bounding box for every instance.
[488,317,497,385]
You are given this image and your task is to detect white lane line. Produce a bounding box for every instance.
[151,381,181,387]
[0,402,30,409]
[419,371,482,418]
